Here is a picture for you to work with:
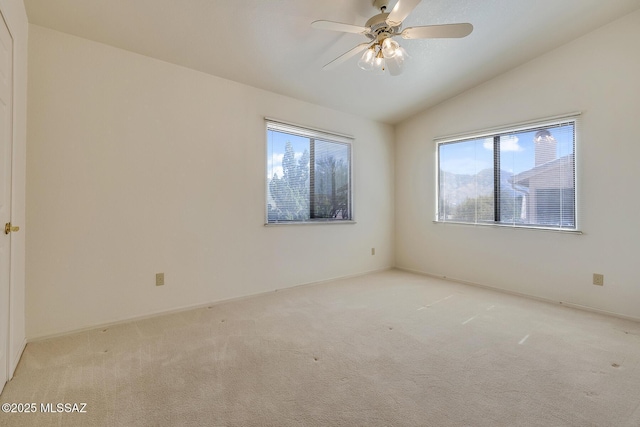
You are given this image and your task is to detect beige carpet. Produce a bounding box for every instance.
[2,269,640,426]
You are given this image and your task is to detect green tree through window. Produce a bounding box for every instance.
[268,141,309,221]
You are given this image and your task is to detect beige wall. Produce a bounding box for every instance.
[395,10,640,319]
[0,0,27,377]
[26,25,395,339]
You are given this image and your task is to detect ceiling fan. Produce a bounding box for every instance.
[311,0,473,76]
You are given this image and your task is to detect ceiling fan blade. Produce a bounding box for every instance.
[311,20,370,35]
[323,42,373,70]
[386,0,422,27]
[401,23,473,39]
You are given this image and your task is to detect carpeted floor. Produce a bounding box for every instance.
[2,269,640,426]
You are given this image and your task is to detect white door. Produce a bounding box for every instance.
[0,11,13,393]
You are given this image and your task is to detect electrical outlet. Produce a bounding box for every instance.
[156,273,165,286]
[371,248,375,256]
[593,273,604,286]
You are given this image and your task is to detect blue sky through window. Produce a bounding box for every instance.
[267,131,350,179]
[439,124,574,176]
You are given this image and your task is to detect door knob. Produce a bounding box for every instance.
[4,222,19,234]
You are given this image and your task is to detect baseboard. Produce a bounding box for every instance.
[28,266,395,343]
[396,266,640,323]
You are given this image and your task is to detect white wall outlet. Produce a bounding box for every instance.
[371,248,375,256]
[156,273,165,286]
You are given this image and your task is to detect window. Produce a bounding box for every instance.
[436,115,578,231]
[266,120,352,224]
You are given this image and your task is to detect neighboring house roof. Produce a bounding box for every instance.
[512,154,574,187]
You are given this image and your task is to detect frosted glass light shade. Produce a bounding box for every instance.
[385,46,406,76]
[381,38,400,58]
[358,48,376,70]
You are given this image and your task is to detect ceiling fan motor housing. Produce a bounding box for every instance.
[364,13,401,40]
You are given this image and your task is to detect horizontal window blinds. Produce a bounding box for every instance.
[437,115,578,231]
[266,119,353,224]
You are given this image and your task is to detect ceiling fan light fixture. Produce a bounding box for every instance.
[358,47,376,70]
[385,50,405,76]
[375,49,384,62]
[374,49,385,72]
[381,37,400,58]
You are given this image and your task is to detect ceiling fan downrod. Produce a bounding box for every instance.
[373,0,390,12]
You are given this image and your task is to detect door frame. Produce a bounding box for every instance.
[0,6,12,393]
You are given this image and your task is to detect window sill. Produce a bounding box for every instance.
[432,220,583,234]
[265,220,357,227]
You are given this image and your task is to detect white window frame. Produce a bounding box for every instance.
[265,118,354,225]
[435,113,581,232]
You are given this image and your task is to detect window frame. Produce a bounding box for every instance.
[435,113,581,233]
[265,119,355,226]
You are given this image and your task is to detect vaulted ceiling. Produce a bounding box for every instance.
[24,0,640,124]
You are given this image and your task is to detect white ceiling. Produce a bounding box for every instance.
[24,0,640,124]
